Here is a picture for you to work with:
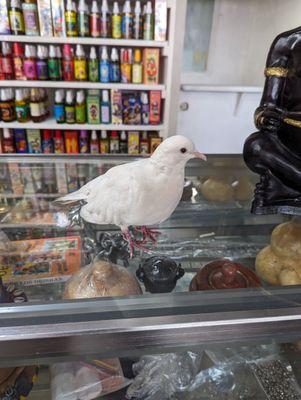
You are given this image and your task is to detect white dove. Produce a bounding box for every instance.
[56,135,206,255]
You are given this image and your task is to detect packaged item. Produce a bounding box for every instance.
[143,0,154,40]
[112,1,121,39]
[54,89,65,123]
[0,236,81,285]
[120,48,132,83]
[62,44,74,81]
[65,0,77,36]
[143,48,159,84]
[51,0,66,36]
[133,0,142,39]
[109,131,119,153]
[74,44,87,81]
[122,91,141,125]
[90,0,100,37]
[37,0,53,36]
[66,162,79,191]
[26,129,41,153]
[29,88,43,122]
[88,46,99,82]
[149,90,161,124]
[122,0,133,39]
[1,42,13,80]
[24,45,37,80]
[119,131,127,153]
[86,90,100,124]
[48,45,60,80]
[65,130,79,153]
[22,0,40,35]
[42,129,53,153]
[111,89,122,125]
[99,130,109,153]
[9,0,24,34]
[100,0,110,38]
[15,89,30,122]
[150,136,162,153]
[37,45,49,80]
[75,89,86,123]
[109,47,120,83]
[79,129,88,153]
[12,42,26,80]
[100,89,110,124]
[53,130,65,153]
[132,48,143,84]
[78,0,89,37]
[55,162,68,193]
[65,89,75,124]
[99,46,110,83]
[155,0,167,41]
[140,131,149,154]
[0,0,10,34]
[2,128,15,153]
[0,89,15,122]
[141,92,150,124]
[8,162,23,194]
[90,130,99,153]
[128,131,139,154]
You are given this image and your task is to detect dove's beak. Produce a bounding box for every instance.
[193,151,207,161]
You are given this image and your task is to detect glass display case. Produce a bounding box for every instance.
[1,154,301,399]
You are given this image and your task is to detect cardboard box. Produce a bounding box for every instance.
[150,137,163,153]
[111,89,123,125]
[87,91,101,124]
[143,48,160,85]
[37,0,53,36]
[149,91,162,125]
[155,0,167,41]
[27,129,41,153]
[128,131,140,155]
[51,0,66,36]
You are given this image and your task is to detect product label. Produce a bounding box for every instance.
[24,60,37,79]
[74,59,87,81]
[112,14,121,38]
[1,56,12,74]
[30,102,42,117]
[54,104,65,123]
[62,60,74,81]
[42,139,53,153]
[100,140,109,154]
[65,105,75,123]
[87,100,100,124]
[133,14,142,39]
[90,14,100,37]
[9,10,24,33]
[143,16,154,40]
[0,103,15,121]
[54,138,64,153]
[109,64,120,83]
[16,104,30,122]
[100,14,109,37]
[36,60,49,80]
[110,139,119,153]
[27,130,41,153]
[13,56,25,80]
[48,59,60,79]
[15,138,27,153]
[88,60,99,82]
[65,11,77,36]
[142,104,150,124]
[79,138,88,153]
[100,62,109,83]
[132,64,142,84]
[101,105,110,124]
[78,13,89,36]
[23,5,39,34]
[121,64,132,83]
[75,104,86,123]
[121,14,133,39]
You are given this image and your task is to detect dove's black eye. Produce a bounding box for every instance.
[180,148,187,154]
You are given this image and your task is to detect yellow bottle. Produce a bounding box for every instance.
[65,0,78,37]
[74,44,87,81]
[112,1,121,39]
[132,49,143,84]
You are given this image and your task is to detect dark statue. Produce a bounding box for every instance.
[244,26,301,215]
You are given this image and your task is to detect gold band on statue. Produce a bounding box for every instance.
[264,67,289,78]
[284,117,301,128]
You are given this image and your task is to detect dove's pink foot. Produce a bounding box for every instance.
[122,228,152,258]
[135,226,161,244]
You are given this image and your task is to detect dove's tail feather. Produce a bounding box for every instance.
[54,190,89,205]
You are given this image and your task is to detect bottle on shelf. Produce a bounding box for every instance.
[54,89,65,123]
[132,48,143,84]
[90,0,100,38]
[12,42,26,80]
[22,0,40,36]
[41,129,53,153]
[39,88,49,120]
[133,0,142,40]
[78,0,89,37]
[48,45,61,81]
[86,89,100,123]
[62,44,74,81]
[110,130,119,153]
[121,48,132,83]
[112,1,121,39]
[79,129,89,153]
[99,129,109,153]
[29,88,45,122]
[1,42,14,80]
[65,0,78,37]
[88,46,99,82]
[141,91,150,124]
[140,131,149,154]
[0,89,16,122]
[74,44,87,81]
[54,130,65,153]
[9,0,25,35]
[75,89,86,123]
[100,0,110,38]
[65,89,76,124]
[36,45,49,80]
[101,89,110,124]
[24,44,37,80]
[2,128,15,153]
[110,47,120,83]
[143,0,154,40]
[90,130,99,153]
[56,46,63,79]
[15,89,30,122]
[122,0,133,39]
[119,131,127,153]
[99,46,110,83]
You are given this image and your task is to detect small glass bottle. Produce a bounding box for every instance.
[90,0,100,38]
[12,43,26,80]
[90,130,99,154]
[100,0,110,38]
[74,44,87,81]
[65,0,78,37]
[99,46,110,83]
[109,47,120,83]
[143,1,154,40]
[2,129,15,153]
[99,130,109,153]
[39,88,49,121]
[121,48,132,83]
[88,46,99,82]
[29,88,43,122]
[110,131,119,153]
[79,129,89,153]
[48,45,60,81]
[65,89,75,124]
[22,0,40,36]
[112,1,121,39]
[24,44,37,80]
[15,89,30,122]
[1,42,14,80]
[0,89,16,122]
[133,0,142,40]
[75,89,86,123]
[119,131,128,153]
[9,0,25,35]
[54,89,65,123]
[100,89,110,124]
[132,48,142,84]
[56,46,63,79]
[140,131,149,154]
[36,45,49,80]
[78,0,89,37]
[62,44,74,81]
[122,0,133,39]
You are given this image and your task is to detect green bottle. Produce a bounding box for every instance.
[88,46,99,82]
[48,45,60,80]
[75,90,86,123]
[78,0,90,37]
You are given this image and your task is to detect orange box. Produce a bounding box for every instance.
[149,91,161,125]
[143,48,160,85]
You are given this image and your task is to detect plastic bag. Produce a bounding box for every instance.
[51,359,130,400]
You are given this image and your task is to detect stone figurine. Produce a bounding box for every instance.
[244,26,301,215]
